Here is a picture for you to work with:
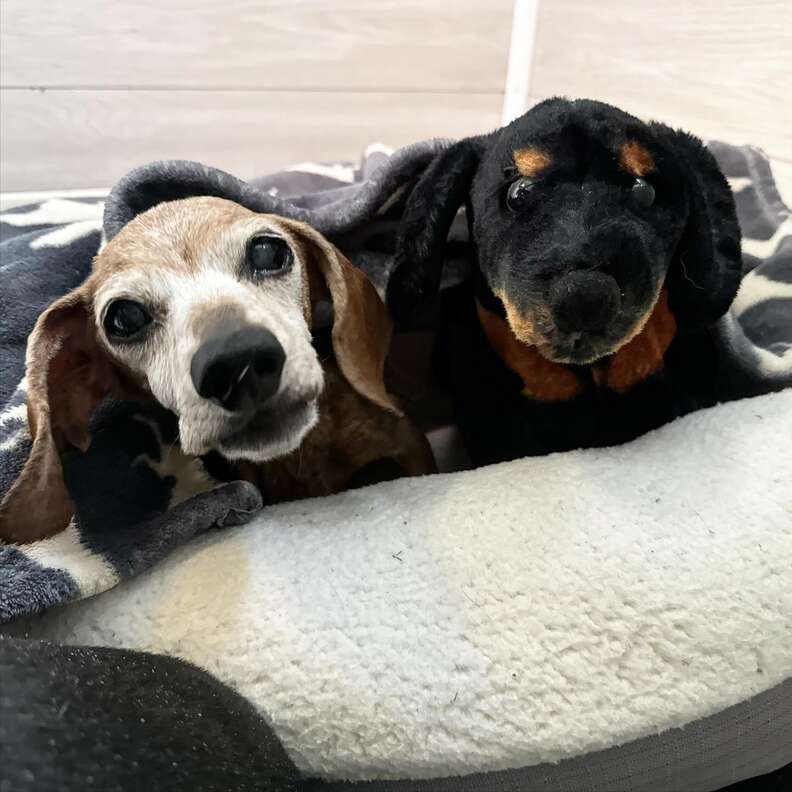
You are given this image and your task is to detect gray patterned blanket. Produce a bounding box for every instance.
[0,139,790,623]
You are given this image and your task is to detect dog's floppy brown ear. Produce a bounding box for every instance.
[0,288,117,543]
[292,222,401,415]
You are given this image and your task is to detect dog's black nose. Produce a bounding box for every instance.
[550,271,621,334]
[190,327,285,411]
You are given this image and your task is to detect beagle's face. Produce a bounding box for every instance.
[91,198,324,460]
[1,196,397,543]
[470,101,689,364]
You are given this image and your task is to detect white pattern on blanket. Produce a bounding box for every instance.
[9,390,792,781]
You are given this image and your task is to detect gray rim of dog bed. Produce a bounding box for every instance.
[306,677,791,791]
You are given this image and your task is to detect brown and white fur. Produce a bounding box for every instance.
[0,197,435,544]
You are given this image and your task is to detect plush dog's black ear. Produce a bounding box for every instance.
[653,125,742,328]
[386,137,483,324]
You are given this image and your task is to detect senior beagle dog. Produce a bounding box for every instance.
[0,197,435,544]
[387,98,742,464]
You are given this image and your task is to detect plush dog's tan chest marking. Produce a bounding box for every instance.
[477,303,583,402]
[513,148,552,178]
[478,287,677,401]
[591,287,676,392]
[619,141,656,177]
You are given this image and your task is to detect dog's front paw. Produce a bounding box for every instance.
[212,481,265,528]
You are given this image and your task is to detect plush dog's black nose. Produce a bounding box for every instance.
[190,327,285,411]
[550,271,621,334]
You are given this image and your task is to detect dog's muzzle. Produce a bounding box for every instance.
[190,326,286,412]
[549,271,621,334]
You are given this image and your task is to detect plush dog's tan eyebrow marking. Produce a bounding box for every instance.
[513,148,552,178]
[619,141,656,177]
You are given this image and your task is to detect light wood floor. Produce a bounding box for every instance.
[1,0,790,194]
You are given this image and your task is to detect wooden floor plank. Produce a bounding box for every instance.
[0,0,512,93]
[0,89,503,191]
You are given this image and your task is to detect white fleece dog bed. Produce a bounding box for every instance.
[10,389,792,788]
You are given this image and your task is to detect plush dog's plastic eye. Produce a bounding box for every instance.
[506,177,535,212]
[248,235,293,275]
[631,177,655,207]
[104,299,152,340]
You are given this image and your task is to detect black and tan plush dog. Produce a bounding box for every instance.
[387,98,742,464]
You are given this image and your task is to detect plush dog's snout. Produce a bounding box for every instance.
[190,327,285,411]
[550,271,621,334]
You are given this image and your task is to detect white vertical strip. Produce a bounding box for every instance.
[501,0,541,125]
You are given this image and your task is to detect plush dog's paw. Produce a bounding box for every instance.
[212,481,265,528]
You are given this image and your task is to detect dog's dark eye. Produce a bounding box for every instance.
[247,235,293,275]
[506,177,535,212]
[104,299,152,340]
[631,177,655,207]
